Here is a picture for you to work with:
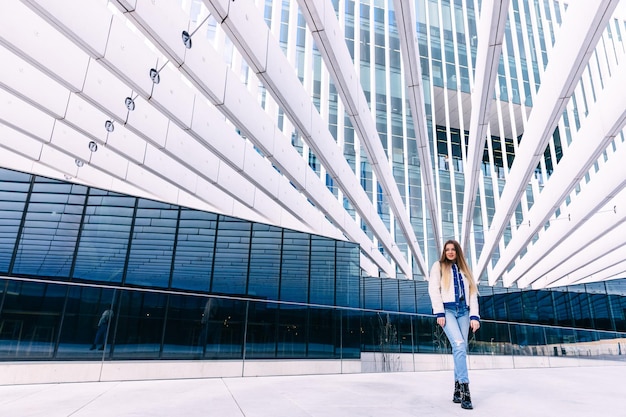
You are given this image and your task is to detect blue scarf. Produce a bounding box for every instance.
[452,264,465,304]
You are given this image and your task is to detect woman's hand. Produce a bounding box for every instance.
[437,317,446,327]
[470,319,480,333]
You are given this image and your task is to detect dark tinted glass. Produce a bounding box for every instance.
[211,217,250,295]
[171,209,217,291]
[73,191,135,283]
[12,178,86,277]
[309,236,335,305]
[248,223,281,299]
[0,169,30,273]
[125,200,177,288]
[280,230,309,303]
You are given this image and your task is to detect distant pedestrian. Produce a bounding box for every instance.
[428,239,480,410]
[90,308,113,351]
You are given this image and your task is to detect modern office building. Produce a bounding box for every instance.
[0,0,625,384]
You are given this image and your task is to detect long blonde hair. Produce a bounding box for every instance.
[439,239,477,296]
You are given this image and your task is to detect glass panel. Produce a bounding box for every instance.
[338,309,360,359]
[363,277,381,310]
[308,307,336,358]
[471,321,511,355]
[171,209,217,291]
[12,178,86,278]
[309,236,335,305]
[247,224,281,299]
[0,281,65,359]
[0,169,30,273]
[245,300,277,358]
[57,286,116,359]
[335,241,360,308]
[381,279,399,312]
[161,293,206,359]
[205,298,245,359]
[398,280,417,313]
[113,291,167,359]
[211,217,250,295]
[125,200,177,288]
[73,191,135,283]
[276,304,307,358]
[280,230,309,303]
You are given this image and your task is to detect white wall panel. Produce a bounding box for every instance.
[196,90,245,171]
[149,64,195,128]
[126,161,179,202]
[0,89,55,142]
[50,121,92,162]
[144,143,198,193]
[132,0,188,65]
[181,33,227,105]
[125,96,170,148]
[0,46,70,119]
[0,3,90,92]
[64,94,109,144]
[104,15,159,97]
[105,124,147,165]
[243,141,279,198]
[216,162,254,207]
[82,58,133,122]
[24,0,113,58]
[222,0,269,73]
[88,143,130,180]
[0,124,43,160]
[165,122,220,183]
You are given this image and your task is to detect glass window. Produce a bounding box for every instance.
[247,224,281,299]
[335,241,360,308]
[56,286,116,359]
[125,200,177,288]
[73,191,135,283]
[309,236,335,305]
[280,230,309,303]
[363,277,381,310]
[0,281,66,359]
[113,291,167,359]
[0,169,30,274]
[245,301,278,358]
[211,217,250,295]
[12,178,87,278]
[171,209,217,291]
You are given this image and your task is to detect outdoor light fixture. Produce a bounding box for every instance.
[149,68,161,84]
[182,30,192,49]
[88,141,98,152]
[181,15,212,49]
[105,120,114,132]
[125,96,136,111]
[75,159,84,167]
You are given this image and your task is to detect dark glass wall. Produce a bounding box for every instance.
[1,167,626,364]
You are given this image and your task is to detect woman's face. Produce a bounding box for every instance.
[444,243,457,262]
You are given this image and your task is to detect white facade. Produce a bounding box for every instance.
[0,0,625,288]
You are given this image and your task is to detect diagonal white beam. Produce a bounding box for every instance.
[202,0,411,276]
[547,257,626,289]
[296,0,430,276]
[391,0,440,252]
[512,163,626,289]
[494,65,626,286]
[474,0,619,284]
[541,236,626,289]
[460,0,509,250]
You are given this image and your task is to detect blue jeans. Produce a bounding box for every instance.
[443,304,470,383]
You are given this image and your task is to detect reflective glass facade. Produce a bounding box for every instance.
[1,167,625,363]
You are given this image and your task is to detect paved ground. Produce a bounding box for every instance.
[0,365,622,416]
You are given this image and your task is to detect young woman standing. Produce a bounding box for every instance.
[428,239,480,410]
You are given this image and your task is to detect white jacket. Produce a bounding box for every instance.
[428,261,480,320]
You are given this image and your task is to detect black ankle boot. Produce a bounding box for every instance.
[460,383,473,410]
[453,381,462,403]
